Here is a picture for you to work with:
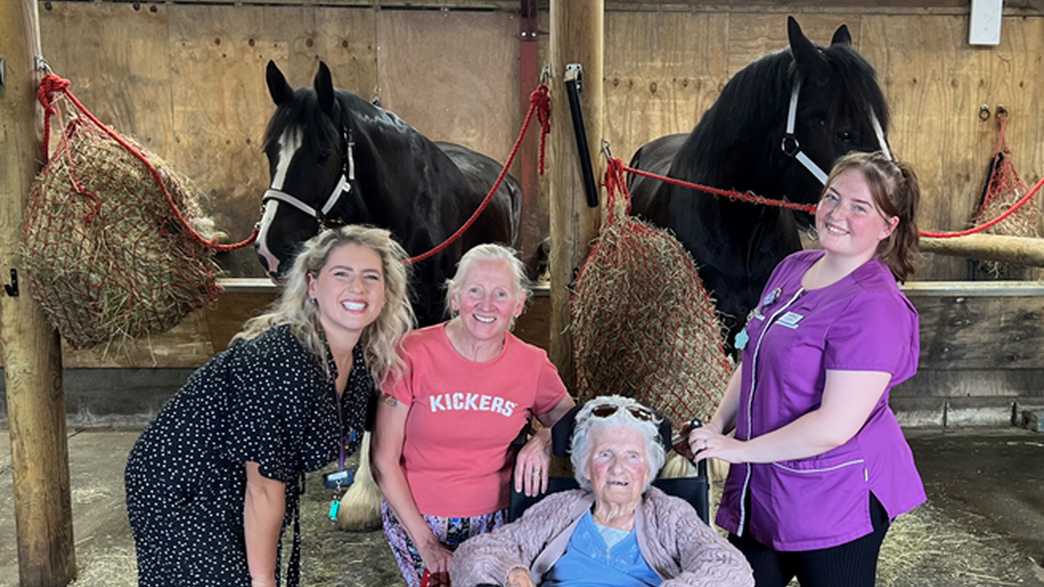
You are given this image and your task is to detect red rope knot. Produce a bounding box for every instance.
[530,84,551,175]
[37,73,71,110]
[602,157,633,223]
[38,73,73,160]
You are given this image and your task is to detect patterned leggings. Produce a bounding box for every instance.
[381,500,506,587]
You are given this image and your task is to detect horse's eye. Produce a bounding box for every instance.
[317,149,333,164]
[836,130,854,143]
[816,118,828,128]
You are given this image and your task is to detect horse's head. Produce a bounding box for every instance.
[779,16,890,215]
[255,61,359,281]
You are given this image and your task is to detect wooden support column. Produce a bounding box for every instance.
[548,0,603,389]
[0,1,77,585]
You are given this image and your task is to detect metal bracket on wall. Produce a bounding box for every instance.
[4,269,19,297]
[564,64,599,209]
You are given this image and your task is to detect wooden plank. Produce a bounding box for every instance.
[40,2,175,153]
[724,13,865,75]
[205,292,274,353]
[916,295,1044,370]
[302,6,379,102]
[375,10,520,166]
[62,310,215,369]
[168,4,292,279]
[147,0,1044,16]
[894,368,1044,398]
[603,11,728,164]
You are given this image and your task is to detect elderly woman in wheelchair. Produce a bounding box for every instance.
[450,395,753,587]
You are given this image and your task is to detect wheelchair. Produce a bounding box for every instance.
[508,405,710,524]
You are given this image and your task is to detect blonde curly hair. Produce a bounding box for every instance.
[235,225,415,385]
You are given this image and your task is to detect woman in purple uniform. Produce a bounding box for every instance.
[688,151,925,587]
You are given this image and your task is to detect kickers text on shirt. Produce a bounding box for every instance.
[428,392,517,417]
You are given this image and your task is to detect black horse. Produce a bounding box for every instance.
[629,17,891,351]
[256,61,521,326]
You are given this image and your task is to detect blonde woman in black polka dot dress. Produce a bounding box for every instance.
[125,225,414,587]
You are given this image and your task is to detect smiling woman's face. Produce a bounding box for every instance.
[450,259,524,345]
[587,425,649,510]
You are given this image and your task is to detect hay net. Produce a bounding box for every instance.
[571,165,732,429]
[972,112,1043,278]
[20,76,226,350]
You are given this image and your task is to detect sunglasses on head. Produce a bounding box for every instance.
[589,403,656,422]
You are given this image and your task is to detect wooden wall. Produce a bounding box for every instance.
[37,1,1044,282]
[27,1,1044,393]
[38,2,521,278]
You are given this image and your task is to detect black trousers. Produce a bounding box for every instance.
[729,493,890,587]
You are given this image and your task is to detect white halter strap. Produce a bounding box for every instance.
[261,127,356,224]
[783,79,892,186]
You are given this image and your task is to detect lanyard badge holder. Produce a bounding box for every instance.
[325,430,359,521]
[735,287,781,351]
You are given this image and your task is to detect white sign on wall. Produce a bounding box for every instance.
[969,0,1004,46]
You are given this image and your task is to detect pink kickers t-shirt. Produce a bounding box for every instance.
[386,324,568,517]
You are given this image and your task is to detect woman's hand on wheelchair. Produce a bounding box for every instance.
[514,428,551,496]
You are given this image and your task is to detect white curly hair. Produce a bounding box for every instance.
[570,395,666,492]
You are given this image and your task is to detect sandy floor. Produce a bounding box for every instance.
[1,428,1042,586]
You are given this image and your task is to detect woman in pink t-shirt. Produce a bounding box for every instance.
[372,243,575,587]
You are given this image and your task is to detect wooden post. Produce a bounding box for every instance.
[548,0,603,389]
[0,1,77,585]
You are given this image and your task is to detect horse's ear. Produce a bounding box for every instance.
[314,61,336,117]
[787,16,828,80]
[266,61,293,107]
[831,24,852,46]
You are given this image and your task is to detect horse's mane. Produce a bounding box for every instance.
[675,42,887,186]
[825,43,889,130]
[261,89,339,156]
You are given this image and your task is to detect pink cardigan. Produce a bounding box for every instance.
[450,487,753,587]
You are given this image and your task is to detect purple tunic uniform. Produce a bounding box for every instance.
[717,250,926,551]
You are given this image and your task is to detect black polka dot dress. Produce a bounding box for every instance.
[125,324,373,586]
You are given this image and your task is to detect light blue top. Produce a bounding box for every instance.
[542,511,661,586]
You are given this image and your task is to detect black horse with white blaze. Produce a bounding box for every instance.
[629,17,891,351]
[256,61,521,326]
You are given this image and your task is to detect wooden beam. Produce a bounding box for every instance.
[921,234,1044,268]
[548,0,603,389]
[0,1,77,585]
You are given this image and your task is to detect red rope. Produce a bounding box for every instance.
[921,176,1044,238]
[609,156,1044,240]
[37,73,258,253]
[616,159,819,214]
[406,83,551,265]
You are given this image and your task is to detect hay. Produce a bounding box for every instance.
[571,205,731,429]
[878,502,1029,586]
[971,123,1042,279]
[20,117,223,351]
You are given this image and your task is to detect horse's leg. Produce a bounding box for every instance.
[336,431,383,531]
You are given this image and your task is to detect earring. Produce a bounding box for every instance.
[309,298,318,306]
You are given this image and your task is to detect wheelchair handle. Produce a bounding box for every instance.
[671,418,703,462]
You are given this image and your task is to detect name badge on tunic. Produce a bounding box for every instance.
[777,311,805,329]
[762,287,782,306]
